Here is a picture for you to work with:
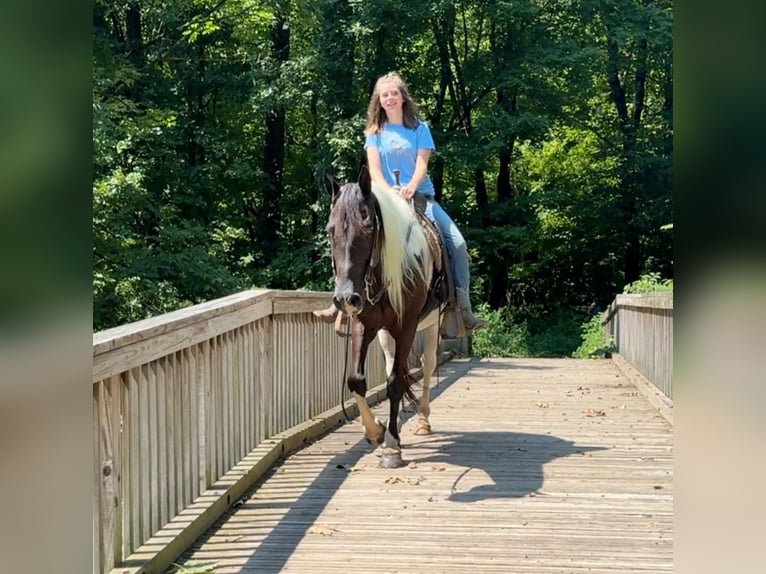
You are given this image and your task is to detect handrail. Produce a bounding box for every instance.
[93,289,457,574]
[602,293,673,400]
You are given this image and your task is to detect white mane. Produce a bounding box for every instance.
[370,182,432,322]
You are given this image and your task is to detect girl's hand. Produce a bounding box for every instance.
[400,183,416,199]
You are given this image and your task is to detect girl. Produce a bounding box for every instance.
[316,72,486,332]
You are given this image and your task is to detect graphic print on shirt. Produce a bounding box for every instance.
[381,130,412,156]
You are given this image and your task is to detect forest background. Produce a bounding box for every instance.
[93,0,673,356]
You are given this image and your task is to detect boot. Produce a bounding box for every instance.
[456,288,487,333]
[313,304,338,324]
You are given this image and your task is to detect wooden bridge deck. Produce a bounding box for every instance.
[170,357,673,574]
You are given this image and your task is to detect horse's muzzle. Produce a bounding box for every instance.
[333,292,363,315]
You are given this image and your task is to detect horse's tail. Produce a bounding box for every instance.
[401,369,419,405]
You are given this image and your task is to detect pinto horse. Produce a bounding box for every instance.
[325,170,442,468]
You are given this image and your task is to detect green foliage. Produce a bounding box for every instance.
[622,272,673,294]
[469,304,531,358]
[470,305,587,358]
[572,315,615,359]
[92,0,673,332]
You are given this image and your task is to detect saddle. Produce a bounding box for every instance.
[411,193,465,340]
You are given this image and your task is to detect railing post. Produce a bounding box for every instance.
[259,313,274,439]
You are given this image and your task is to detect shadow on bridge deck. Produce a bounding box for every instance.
[173,358,672,574]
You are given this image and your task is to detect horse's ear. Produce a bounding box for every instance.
[358,166,371,197]
[323,171,340,203]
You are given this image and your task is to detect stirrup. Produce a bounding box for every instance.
[440,305,465,340]
[334,312,351,337]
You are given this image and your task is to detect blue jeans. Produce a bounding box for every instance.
[423,199,470,292]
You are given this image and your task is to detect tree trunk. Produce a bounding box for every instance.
[474,168,488,211]
[430,8,459,202]
[125,2,143,67]
[261,6,290,255]
[602,8,648,285]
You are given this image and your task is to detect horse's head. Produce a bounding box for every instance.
[325,169,380,316]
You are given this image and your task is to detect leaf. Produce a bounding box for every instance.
[308,525,338,536]
[172,561,218,573]
[583,408,606,417]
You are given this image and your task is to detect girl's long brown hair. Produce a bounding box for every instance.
[364,72,420,135]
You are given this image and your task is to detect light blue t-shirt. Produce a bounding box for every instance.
[364,121,436,198]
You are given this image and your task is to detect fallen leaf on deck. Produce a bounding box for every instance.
[384,476,403,484]
[172,561,218,573]
[583,408,606,417]
[431,465,446,471]
[536,401,549,408]
[308,525,338,536]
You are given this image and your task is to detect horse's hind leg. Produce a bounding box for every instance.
[414,322,439,436]
[377,330,405,433]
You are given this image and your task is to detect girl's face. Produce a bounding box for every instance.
[378,81,403,112]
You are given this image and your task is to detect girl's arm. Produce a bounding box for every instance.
[401,148,431,199]
[366,147,395,192]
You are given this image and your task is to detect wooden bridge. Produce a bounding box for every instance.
[93,291,673,574]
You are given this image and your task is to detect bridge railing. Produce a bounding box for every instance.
[93,290,457,574]
[602,293,673,399]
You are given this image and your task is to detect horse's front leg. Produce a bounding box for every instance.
[414,321,439,436]
[347,318,385,445]
[379,325,419,469]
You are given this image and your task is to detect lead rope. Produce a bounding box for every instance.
[339,314,352,422]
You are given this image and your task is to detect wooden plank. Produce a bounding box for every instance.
[120,372,132,560]
[93,383,101,573]
[181,349,191,508]
[165,356,176,521]
[258,316,273,440]
[128,368,140,553]
[222,332,231,476]
[167,358,671,574]
[615,293,673,310]
[173,352,184,515]
[189,346,199,501]
[147,364,158,536]
[272,294,332,315]
[156,358,168,529]
[93,289,274,354]
[93,300,273,383]
[139,365,150,543]
[251,322,261,448]
[197,340,210,494]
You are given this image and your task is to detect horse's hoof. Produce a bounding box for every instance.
[379,447,404,469]
[414,419,432,435]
